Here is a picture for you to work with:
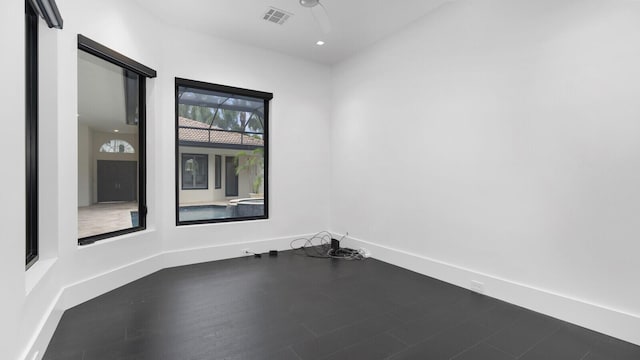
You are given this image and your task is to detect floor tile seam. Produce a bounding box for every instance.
[316,291,344,304]
[303,315,367,340]
[381,304,501,360]
[300,322,320,338]
[395,306,491,347]
[465,303,499,322]
[581,330,627,359]
[385,330,410,346]
[434,302,499,334]
[573,344,596,360]
[449,341,517,360]
[145,322,307,352]
[382,345,404,360]
[69,330,133,354]
[308,310,409,360]
[395,293,437,309]
[578,350,592,360]
[448,342,482,360]
[394,298,497,334]
[469,304,536,334]
[310,307,401,340]
[388,309,410,323]
[484,342,519,359]
[500,307,533,325]
[226,340,307,359]
[446,311,525,360]
[397,289,470,311]
[514,324,564,359]
[187,302,297,323]
[220,323,317,351]
[402,298,466,322]
[288,345,304,360]
[315,333,385,360]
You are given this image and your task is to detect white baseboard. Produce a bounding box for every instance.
[340,234,640,346]
[59,254,165,310]
[21,293,64,360]
[25,231,640,360]
[22,233,308,360]
[162,234,300,269]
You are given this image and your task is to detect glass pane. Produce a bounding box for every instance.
[99,139,135,153]
[78,49,140,239]
[182,154,208,190]
[177,85,266,223]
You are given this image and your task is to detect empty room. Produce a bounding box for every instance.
[2,0,640,359]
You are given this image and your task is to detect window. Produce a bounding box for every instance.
[25,1,39,268]
[99,139,135,153]
[175,78,272,225]
[214,155,222,189]
[182,154,208,189]
[25,0,64,268]
[77,35,156,245]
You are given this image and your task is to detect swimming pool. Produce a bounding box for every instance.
[132,202,262,224]
[179,205,232,222]
[130,211,139,227]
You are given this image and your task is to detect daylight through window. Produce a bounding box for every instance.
[99,139,135,153]
[175,78,272,224]
[77,35,156,244]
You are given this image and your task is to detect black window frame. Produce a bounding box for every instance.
[175,78,272,226]
[181,153,209,190]
[77,35,156,246]
[214,155,222,189]
[25,1,39,269]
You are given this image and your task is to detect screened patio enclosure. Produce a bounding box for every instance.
[176,79,271,224]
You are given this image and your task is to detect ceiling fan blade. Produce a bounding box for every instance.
[311,3,332,34]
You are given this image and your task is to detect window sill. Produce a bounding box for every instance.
[77,227,154,248]
[25,257,57,296]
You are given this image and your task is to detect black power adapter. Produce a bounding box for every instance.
[245,250,278,258]
[330,238,340,252]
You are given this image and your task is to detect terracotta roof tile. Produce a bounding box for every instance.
[178,117,264,147]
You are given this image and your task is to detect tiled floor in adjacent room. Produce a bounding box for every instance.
[44,249,640,360]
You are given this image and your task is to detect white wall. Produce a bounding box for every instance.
[0,2,27,359]
[4,0,332,359]
[332,0,640,344]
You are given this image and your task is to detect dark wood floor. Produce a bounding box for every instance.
[44,250,640,360]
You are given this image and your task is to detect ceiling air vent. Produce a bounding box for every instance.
[263,7,293,25]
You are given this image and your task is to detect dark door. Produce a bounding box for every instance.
[97,160,137,202]
[225,156,239,197]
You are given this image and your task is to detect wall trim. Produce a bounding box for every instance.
[20,290,63,360]
[339,234,640,346]
[22,233,310,360]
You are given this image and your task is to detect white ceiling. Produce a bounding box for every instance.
[133,0,452,64]
[78,50,138,134]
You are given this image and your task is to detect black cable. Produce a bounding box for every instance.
[244,250,262,258]
[290,231,364,260]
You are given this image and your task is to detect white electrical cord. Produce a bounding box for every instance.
[290,231,364,260]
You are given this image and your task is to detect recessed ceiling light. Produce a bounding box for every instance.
[316,40,325,46]
[114,129,119,133]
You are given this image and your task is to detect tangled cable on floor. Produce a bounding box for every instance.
[289,231,365,260]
